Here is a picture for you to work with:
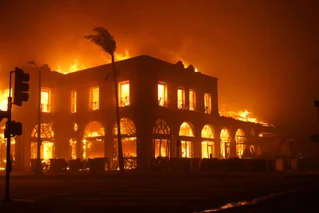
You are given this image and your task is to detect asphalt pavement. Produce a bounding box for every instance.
[0,171,318,213]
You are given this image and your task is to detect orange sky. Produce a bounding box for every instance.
[0,0,318,136]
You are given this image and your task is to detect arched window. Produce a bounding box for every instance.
[83,121,105,138]
[178,122,195,158]
[31,123,54,139]
[153,119,170,135]
[153,119,171,158]
[201,125,214,139]
[112,118,137,169]
[113,118,136,136]
[201,125,215,158]
[30,123,55,163]
[179,122,194,137]
[220,128,231,159]
[235,129,247,158]
[82,121,105,159]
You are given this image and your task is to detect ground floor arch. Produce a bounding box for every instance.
[30,123,55,164]
[153,119,171,158]
[201,124,215,158]
[235,129,247,158]
[68,123,79,160]
[82,121,105,159]
[113,118,137,169]
[220,128,231,159]
[178,122,195,158]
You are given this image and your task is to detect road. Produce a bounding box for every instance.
[0,172,318,213]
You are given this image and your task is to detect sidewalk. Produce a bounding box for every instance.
[1,170,319,180]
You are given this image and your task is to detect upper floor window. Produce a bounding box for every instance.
[71,91,77,113]
[204,93,212,114]
[119,81,130,107]
[189,89,196,111]
[90,87,99,111]
[41,88,52,113]
[177,88,185,109]
[158,82,167,107]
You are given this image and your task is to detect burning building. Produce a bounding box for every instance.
[0,55,276,171]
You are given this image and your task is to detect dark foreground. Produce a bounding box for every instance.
[0,171,318,213]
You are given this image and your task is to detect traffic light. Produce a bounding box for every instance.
[8,121,22,137]
[0,110,8,122]
[13,67,30,106]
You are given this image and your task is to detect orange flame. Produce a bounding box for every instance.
[219,109,271,127]
[56,50,131,74]
[0,89,9,111]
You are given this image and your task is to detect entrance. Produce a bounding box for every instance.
[30,141,55,163]
[30,123,55,166]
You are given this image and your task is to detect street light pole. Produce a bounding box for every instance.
[28,61,42,175]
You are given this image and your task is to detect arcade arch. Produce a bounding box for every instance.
[235,129,247,158]
[113,118,137,169]
[30,123,55,164]
[220,128,231,159]
[82,121,105,159]
[153,119,171,158]
[69,122,78,160]
[201,125,215,158]
[178,122,195,158]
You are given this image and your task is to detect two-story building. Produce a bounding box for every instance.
[0,55,275,171]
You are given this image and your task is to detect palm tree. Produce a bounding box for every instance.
[84,27,124,173]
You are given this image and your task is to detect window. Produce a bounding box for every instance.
[204,93,212,114]
[177,88,185,109]
[71,91,77,113]
[189,89,196,111]
[41,88,52,113]
[181,141,193,158]
[158,82,167,107]
[90,87,99,111]
[154,139,169,157]
[0,89,10,111]
[118,81,130,107]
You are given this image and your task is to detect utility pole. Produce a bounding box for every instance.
[2,71,14,202]
[2,68,28,202]
[28,61,42,175]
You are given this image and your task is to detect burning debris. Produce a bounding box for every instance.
[220,109,272,127]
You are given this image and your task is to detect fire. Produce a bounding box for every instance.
[51,51,270,127]
[56,59,86,74]
[180,60,199,72]
[113,50,130,62]
[0,89,9,111]
[220,109,271,127]
[56,50,131,74]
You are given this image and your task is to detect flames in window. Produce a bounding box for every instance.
[0,89,10,111]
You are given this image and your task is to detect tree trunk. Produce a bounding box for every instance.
[112,54,124,173]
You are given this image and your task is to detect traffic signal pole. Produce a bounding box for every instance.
[2,71,14,203]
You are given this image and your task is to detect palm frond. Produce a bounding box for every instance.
[84,27,116,56]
